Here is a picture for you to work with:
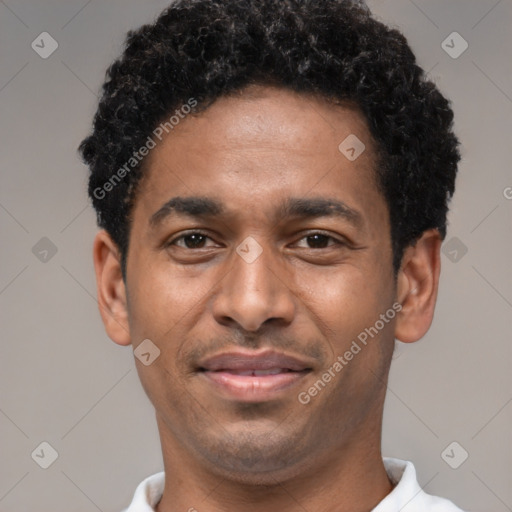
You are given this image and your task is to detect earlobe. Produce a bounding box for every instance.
[394,229,442,344]
[92,230,131,346]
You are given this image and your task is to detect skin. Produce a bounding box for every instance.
[93,85,441,512]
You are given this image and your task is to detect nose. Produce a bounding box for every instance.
[211,241,296,332]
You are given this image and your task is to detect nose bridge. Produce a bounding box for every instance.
[212,237,295,331]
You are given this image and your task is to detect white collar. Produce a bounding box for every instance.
[123,458,464,511]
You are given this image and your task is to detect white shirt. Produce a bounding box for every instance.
[122,457,465,511]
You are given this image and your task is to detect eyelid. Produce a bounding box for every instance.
[166,229,220,248]
[165,229,349,250]
[291,230,347,248]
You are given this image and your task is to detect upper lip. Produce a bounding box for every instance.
[198,350,313,372]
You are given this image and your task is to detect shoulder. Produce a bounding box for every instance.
[378,458,466,512]
[121,471,165,512]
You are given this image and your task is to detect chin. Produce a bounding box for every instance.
[188,422,314,484]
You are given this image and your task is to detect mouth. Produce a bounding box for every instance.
[197,350,313,402]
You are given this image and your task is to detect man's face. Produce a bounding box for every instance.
[123,86,397,480]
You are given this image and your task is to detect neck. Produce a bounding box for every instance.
[154,417,393,512]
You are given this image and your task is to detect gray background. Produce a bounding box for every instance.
[0,0,511,511]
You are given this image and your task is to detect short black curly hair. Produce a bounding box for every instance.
[79,0,460,278]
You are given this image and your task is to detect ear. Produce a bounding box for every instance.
[92,230,131,346]
[394,229,442,343]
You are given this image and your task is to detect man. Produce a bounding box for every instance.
[79,0,464,510]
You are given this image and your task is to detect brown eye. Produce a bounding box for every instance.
[305,234,332,248]
[169,232,215,249]
[181,234,207,248]
[294,233,341,249]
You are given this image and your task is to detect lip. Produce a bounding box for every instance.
[198,349,313,402]
[199,349,312,372]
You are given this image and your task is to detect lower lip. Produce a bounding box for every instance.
[200,370,309,402]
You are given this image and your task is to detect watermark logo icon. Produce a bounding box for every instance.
[442,32,468,59]
[134,339,161,366]
[441,441,469,469]
[338,134,366,161]
[31,441,59,469]
[32,237,58,263]
[442,237,468,263]
[31,32,59,59]
[236,236,263,264]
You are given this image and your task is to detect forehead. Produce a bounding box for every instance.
[135,85,384,222]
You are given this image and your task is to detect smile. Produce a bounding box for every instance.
[198,350,313,402]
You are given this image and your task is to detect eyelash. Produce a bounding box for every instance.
[166,230,346,250]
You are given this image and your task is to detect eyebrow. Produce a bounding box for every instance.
[150,196,224,227]
[149,196,363,229]
[278,197,363,228]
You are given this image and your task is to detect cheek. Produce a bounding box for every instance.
[294,263,388,329]
[293,261,396,383]
[127,261,214,339]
